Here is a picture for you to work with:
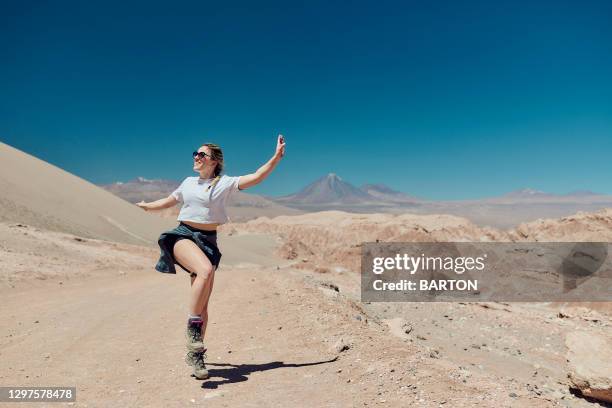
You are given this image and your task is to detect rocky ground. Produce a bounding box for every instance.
[0,214,610,407]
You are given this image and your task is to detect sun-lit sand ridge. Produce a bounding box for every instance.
[0,141,175,245]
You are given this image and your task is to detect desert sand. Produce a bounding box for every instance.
[1,210,610,406]
[0,142,175,245]
[0,220,579,407]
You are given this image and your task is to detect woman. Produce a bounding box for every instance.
[136,134,286,380]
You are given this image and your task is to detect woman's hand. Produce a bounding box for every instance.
[275,134,286,158]
[237,134,286,190]
[136,201,150,211]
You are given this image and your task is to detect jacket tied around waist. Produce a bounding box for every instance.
[155,223,222,274]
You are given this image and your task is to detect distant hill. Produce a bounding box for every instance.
[100,177,180,203]
[486,188,611,204]
[275,173,374,205]
[360,183,421,203]
[500,188,554,200]
[563,190,600,197]
[268,174,612,228]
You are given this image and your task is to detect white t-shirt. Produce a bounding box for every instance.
[171,174,241,224]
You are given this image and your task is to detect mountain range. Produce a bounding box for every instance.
[100,173,417,206]
[98,172,612,228]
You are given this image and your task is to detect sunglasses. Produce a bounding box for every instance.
[192,151,210,161]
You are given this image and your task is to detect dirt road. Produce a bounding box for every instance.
[0,226,587,407]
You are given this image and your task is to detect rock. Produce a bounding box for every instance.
[566,331,612,403]
[333,338,351,353]
[320,281,340,292]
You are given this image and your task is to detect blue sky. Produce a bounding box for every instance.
[1,0,611,199]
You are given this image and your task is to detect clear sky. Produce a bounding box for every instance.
[1,0,611,199]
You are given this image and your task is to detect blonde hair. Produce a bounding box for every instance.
[201,143,224,190]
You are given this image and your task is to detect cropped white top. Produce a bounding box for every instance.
[171,174,241,224]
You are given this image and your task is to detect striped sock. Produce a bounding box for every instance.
[188,314,202,324]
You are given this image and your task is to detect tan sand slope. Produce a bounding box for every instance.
[0,142,175,245]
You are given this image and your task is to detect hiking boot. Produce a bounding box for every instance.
[185,349,209,380]
[186,318,205,351]
[185,348,207,366]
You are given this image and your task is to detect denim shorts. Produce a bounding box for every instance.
[155,222,222,277]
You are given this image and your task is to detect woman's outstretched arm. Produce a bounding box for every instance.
[238,134,286,190]
[136,195,178,211]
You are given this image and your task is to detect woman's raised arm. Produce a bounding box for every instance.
[238,134,286,190]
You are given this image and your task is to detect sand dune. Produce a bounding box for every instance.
[0,142,175,245]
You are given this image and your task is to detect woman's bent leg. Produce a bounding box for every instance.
[173,239,214,316]
[175,239,213,379]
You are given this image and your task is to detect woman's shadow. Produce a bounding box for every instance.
[199,357,338,389]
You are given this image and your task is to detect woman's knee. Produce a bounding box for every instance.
[173,240,215,279]
[193,264,214,280]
